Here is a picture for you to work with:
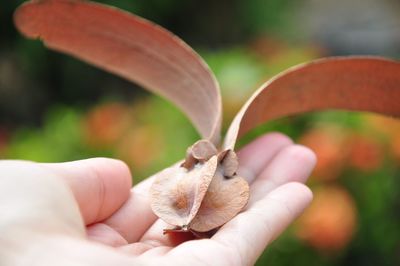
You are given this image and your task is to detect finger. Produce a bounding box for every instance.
[101,156,190,244]
[106,168,216,246]
[118,242,172,256]
[98,173,160,243]
[213,182,313,266]
[248,144,316,205]
[86,223,128,246]
[237,132,293,183]
[41,158,132,225]
[0,160,85,237]
[74,167,157,246]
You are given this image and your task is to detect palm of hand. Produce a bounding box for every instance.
[0,133,315,266]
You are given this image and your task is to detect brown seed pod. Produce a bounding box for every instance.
[189,169,249,232]
[150,155,219,229]
[150,143,249,233]
[181,140,218,169]
[219,150,239,177]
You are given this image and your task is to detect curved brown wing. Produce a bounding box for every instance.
[14,0,222,144]
[224,57,400,149]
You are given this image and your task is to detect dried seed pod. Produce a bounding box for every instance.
[189,170,249,232]
[191,140,218,162]
[150,156,219,228]
[182,140,218,169]
[151,146,249,233]
[219,150,239,177]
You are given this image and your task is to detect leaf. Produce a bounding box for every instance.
[224,57,400,149]
[14,0,222,145]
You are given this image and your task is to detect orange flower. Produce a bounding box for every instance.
[391,134,400,163]
[296,185,357,252]
[365,114,400,164]
[366,114,400,138]
[299,126,348,181]
[347,134,383,171]
[116,126,164,170]
[83,102,130,148]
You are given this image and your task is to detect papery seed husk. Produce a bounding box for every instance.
[150,156,218,227]
[191,140,218,161]
[189,169,249,232]
[220,150,239,177]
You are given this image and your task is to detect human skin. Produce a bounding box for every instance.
[0,132,316,266]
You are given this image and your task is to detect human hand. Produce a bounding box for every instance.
[0,133,316,266]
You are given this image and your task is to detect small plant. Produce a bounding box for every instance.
[14,0,400,236]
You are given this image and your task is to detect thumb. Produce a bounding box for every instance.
[42,158,132,225]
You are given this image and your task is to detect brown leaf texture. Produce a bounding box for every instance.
[224,57,400,149]
[14,0,222,144]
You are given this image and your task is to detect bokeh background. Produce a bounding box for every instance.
[1,0,400,265]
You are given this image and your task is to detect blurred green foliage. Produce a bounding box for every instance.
[1,1,400,266]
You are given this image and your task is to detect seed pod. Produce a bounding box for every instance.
[151,146,249,233]
[189,169,249,232]
[181,140,218,169]
[150,156,219,229]
[219,150,239,177]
